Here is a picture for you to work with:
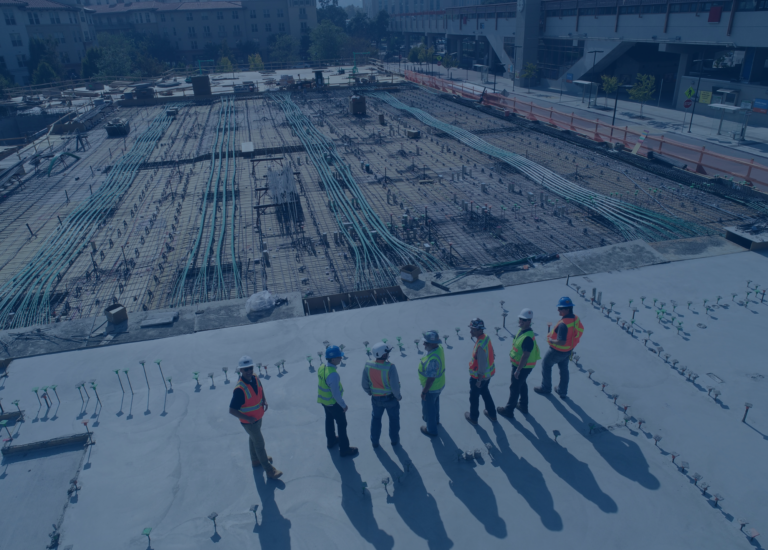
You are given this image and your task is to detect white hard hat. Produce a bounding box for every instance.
[372,341,392,359]
[518,308,534,320]
[238,355,255,369]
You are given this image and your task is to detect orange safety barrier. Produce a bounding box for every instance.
[404,71,768,192]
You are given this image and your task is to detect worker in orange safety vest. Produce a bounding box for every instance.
[465,318,498,425]
[534,297,584,399]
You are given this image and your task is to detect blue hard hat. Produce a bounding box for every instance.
[325,345,343,360]
[558,296,574,308]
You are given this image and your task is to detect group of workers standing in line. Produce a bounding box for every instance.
[228,296,584,478]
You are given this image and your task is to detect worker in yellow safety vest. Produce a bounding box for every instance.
[535,296,584,398]
[465,318,498,425]
[228,355,282,479]
[497,308,540,418]
[418,331,445,437]
[318,345,358,457]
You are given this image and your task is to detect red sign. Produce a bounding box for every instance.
[684,99,693,109]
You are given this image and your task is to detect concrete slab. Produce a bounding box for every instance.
[648,235,746,262]
[399,270,503,300]
[498,256,585,287]
[563,239,667,274]
[0,250,765,549]
[193,292,305,332]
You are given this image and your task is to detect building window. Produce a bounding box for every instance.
[201,12,208,19]
[277,8,284,16]
[265,22,271,31]
[232,10,238,18]
[10,33,22,47]
[278,22,285,31]
[250,9,257,18]
[191,40,198,49]
[188,26,195,35]
[233,23,240,33]
[160,13,165,21]
[263,9,270,17]
[300,21,308,30]
[50,11,61,24]
[0,56,7,69]
[172,27,176,35]
[60,51,70,63]
[218,24,225,33]
[4,10,16,25]
[203,25,210,35]
[28,12,40,24]
[17,53,27,67]
[299,7,306,18]
[251,23,257,31]
[186,12,193,20]
[216,10,223,19]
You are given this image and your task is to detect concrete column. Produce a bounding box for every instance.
[514,0,542,87]
[671,52,689,111]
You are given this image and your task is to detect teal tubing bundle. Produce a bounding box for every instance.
[272,93,444,290]
[0,107,176,329]
[371,92,714,243]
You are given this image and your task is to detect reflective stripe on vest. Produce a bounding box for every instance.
[418,346,446,391]
[548,315,584,352]
[235,379,264,423]
[510,329,541,368]
[366,361,393,396]
[317,364,343,406]
[469,335,495,378]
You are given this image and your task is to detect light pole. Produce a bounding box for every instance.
[513,45,523,92]
[587,50,603,109]
[611,84,632,138]
[688,52,712,133]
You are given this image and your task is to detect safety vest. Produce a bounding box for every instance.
[366,361,393,396]
[548,315,584,352]
[235,378,264,423]
[418,347,446,391]
[469,335,495,379]
[317,364,343,406]
[510,329,541,369]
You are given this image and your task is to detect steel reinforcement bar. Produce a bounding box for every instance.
[371,91,713,243]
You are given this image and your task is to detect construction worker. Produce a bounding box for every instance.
[535,297,585,398]
[418,331,444,437]
[318,345,358,457]
[497,308,540,418]
[228,356,282,479]
[465,318,497,424]
[362,342,402,447]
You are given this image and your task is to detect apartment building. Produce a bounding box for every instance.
[0,0,96,84]
[89,0,316,63]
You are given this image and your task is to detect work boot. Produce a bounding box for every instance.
[554,386,567,399]
[420,425,436,437]
[533,386,550,395]
[497,406,514,419]
[516,403,529,414]
[266,469,283,480]
[340,447,359,457]
[483,409,498,422]
[252,456,273,468]
[464,412,478,425]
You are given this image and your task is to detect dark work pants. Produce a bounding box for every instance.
[323,403,350,451]
[540,348,572,395]
[469,377,496,421]
[371,395,401,445]
[504,368,532,412]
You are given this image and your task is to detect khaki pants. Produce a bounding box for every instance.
[241,419,274,474]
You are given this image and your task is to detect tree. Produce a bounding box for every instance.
[317,5,348,28]
[628,74,655,117]
[373,10,390,48]
[270,35,297,64]
[236,39,259,58]
[217,56,234,73]
[419,46,435,74]
[248,53,264,71]
[346,12,370,38]
[442,53,458,77]
[521,62,538,92]
[600,74,619,107]
[32,61,59,85]
[408,44,423,64]
[29,38,62,79]
[96,34,135,77]
[81,47,102,79]
[309,19,345,61]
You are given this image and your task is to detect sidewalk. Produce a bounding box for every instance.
[383,62,768,166]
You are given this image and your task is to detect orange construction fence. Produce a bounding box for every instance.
[404,71,768,192]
